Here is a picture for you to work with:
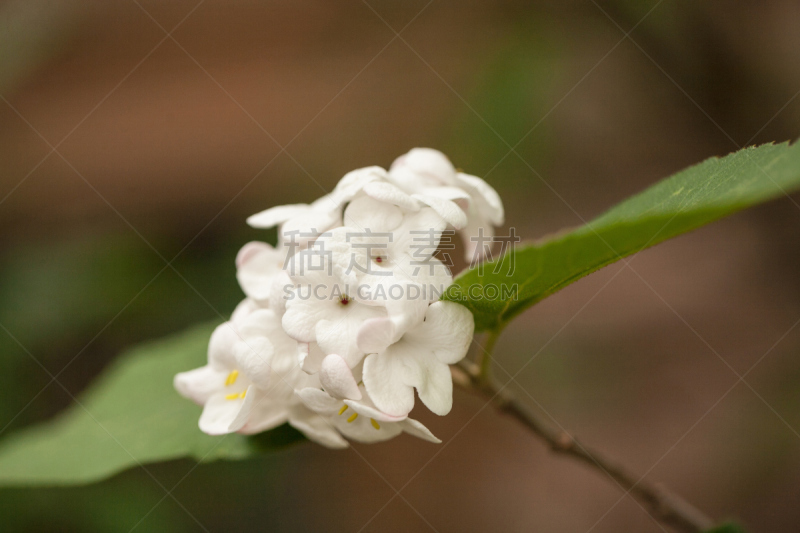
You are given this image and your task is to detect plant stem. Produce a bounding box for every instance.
[454,367,714,532]
[476,328,503,387]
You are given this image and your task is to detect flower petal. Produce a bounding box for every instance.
[314,303,385,367]
[198,392,248,435]
[242,308,300,375]
[230,298,259,322]
[365,326,459,416]
[298,342,326,373]
[384,288,428,339]
[409,301,474,365]
[278,210,341,248]
[247,204,311,228]
[413,358,453,416]
[398,418,441,443]
[236,241,268,268]
[352,271,428,344]
[296,387,341,416]
[282,294,333,342]
[319,354,362,400]
[284,247,337,286]
[362,352,416,417]
[333,412,403,443]
[233,388,290,435]
[232,334,274,389]
[412,194,468,230]
[343,195,403,234]
[268,270,293,316]
[459,204,496,262]
[333,166,388,203]
[362,181,420,212]
[309,192,341,211]
[237,408,289,435]
[389,148,457,188]
[393,255,453,302]
[173,365,228,405]
[323,227,369,287]
[421,185,471,212]
[390,207,448,258]
[288,405,350,449]
[208,322,241,369]
[356,317,395,354]
[236,242,285,302]
[455,172,504,226]
[343,398,406,423]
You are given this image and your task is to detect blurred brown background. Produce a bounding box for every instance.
[1,0,800,531]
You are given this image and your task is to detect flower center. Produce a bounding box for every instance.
[339,405,380,430]
[223,370,246,400]
[224,370,239,386]
[339,295,350,306]
[225,390,246,401]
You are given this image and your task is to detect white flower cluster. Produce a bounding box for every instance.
[174,148,504,447]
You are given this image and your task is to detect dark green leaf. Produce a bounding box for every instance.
[444,142,800,331]
[0,323,304,486]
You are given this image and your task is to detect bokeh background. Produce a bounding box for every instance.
[1,0,800,531]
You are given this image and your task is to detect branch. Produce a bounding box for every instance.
[452,364,714,533]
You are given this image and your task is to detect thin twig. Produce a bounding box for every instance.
[453,364,714,533]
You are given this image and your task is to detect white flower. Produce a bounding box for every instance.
[331,165,387,201]
[357,301,474,417]
[246,167,388,251]
[235,241,285,305]
[230,297,261,322]
[334,204,454,342]
[246,196,341,252]
[178,148,499,448]
[388,147,457,189]
[174,309,347,448]
[317,352,362,400]
[389,148,505,260]
[387,148,469,229]
[235,241,294,316]
[340,199,448,271]
[296,344,363,402]
[454,172,504,261]
[297,385,440,444]
[282,244,387,370]
[174,310,280,435]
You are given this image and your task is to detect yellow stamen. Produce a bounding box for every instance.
[338,405,348,415]
[224,393,240,400]
[225,370,239,386]
[346,413,358,423]
[240,390,247,399]
[370,418,380,430]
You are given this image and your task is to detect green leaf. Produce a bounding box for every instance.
[444,142,800,331]
[0,323,304,487]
